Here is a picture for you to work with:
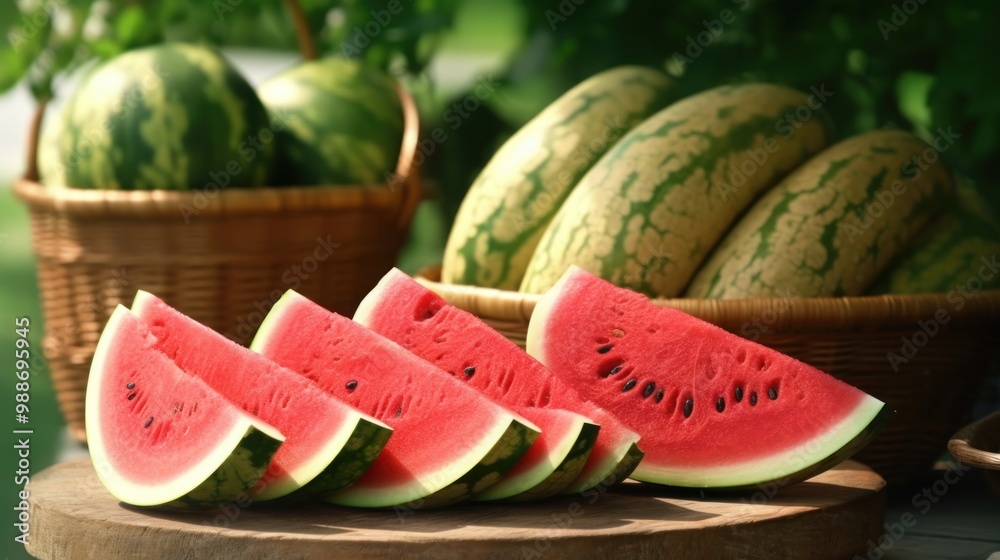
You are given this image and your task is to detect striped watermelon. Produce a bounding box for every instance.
[685,130,956,298]
[56,43,275,190]
[257,58,403,186]
[869,181,1000,294]
[519,83,835,297]
[442,66,676,290]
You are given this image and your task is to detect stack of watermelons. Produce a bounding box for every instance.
[37,43,404,190]
[441,66,1000,299]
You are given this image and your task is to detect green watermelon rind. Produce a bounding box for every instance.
[629,394,887,488]
[869,182,1000,294]
[507,421,601,502]
[685,130,956,299]
[442,66,676,290]
[58,43,275,191]
[474,417,599,502]
[323,417,538,509]
[257,58,404,186]
[87,307,284,509]
[563,441,644,495]
[519,83,836,298]
[265,417,393,502]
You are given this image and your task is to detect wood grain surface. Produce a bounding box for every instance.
[27,459,886,560]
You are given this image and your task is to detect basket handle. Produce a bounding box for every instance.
[286,0,419,230]
[391,82,422,230]
[23,97,47,182]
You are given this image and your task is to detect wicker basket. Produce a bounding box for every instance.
[417,265,1000,485]
[14,82,422,443]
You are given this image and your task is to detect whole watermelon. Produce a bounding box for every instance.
[57,43,274,190]
[257,58,404,187]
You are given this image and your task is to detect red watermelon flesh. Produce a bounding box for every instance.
[354,268,644,494]
[131,291,392,502]
[86,306,283,508]
[527,266,889,488]
[251,291,539,508]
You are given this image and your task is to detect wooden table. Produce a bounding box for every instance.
[26,459,886,560]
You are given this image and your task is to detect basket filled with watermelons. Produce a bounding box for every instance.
[12,7,420,443]
[419,66,1000,486]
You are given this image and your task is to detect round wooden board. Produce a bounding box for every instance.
[27,459,885,560]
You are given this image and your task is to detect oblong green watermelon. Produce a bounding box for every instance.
[131,291,392,502]
[442,66,676,290]
[355,268,645,496]
[685,130,955,298]
[57,43,275,190]
[869,181,1000,294]
[251,292,538,508]
[87,306,284,509]
[257,58,403,186]
[520,83,836,297]
[527,267,889,489]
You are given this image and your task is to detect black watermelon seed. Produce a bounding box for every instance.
[464,366,476,377]
[622,378,637,392]
[609,365,622,375]
[346,380,358,390]
[768,387,779,400]
[642,382,656,398]
[683,398,694,418]
[395,408,403,417]
[127,393,136,401]
[126,382,135,390]
[734,386,743,402]
[716,397,725,413]
[750,392,758,406]
[597,344,613,354]
[144,417,153,428]
[655,389,664,403]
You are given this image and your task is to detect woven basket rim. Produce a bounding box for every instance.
[416,265,1000,330]
[12,82,422,224]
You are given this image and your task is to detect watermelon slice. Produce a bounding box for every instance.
[477,407,599,500]
[527,266,890,488]
[354,268,644,495]
[251,291,539,508]
[86,306,284,509]
[131,291,392,502]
